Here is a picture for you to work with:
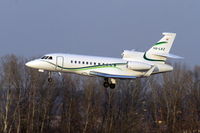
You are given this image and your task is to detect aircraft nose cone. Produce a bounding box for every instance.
[25,61,34,68]
[169,66,173,71]
[25,60,38,68]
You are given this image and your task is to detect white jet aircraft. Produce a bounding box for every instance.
[26,32,182,89]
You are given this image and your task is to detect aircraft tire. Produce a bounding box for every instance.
[103,82,109,88]
[110,84,115,89]
[48,78,53,82]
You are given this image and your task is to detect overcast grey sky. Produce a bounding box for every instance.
[0,0,199,66]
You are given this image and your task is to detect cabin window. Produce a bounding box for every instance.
[98,63,100,65]
[86,62,88,65]
[71,60,73,63]
[90,62,92,65]
[75,61,77,64]
[78,61,81,64]
[82,61,85,64]
[94,62,96,65]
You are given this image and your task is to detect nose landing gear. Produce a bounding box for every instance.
[48,77,53,82]
[48,72,53,83]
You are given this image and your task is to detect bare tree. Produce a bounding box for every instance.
[0,55,200,133]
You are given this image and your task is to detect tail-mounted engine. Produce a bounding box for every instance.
[122,50,141,59]
[127,61,152,70]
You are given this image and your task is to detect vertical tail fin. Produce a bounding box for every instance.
[145,32,176,63]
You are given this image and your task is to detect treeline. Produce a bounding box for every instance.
[0,55,200,133]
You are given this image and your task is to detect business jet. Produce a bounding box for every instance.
[25,32,182,89]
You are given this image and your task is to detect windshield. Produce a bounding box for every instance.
[40,56,53,60]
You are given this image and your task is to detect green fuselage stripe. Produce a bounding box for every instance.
[43,60,127,71]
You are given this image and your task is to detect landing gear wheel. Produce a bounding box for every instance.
[48,77,53,83]
[103,78,116,89]
[103,82,109,88]
[110,84,116,89]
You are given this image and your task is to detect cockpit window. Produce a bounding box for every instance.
[41,56,46,59]
[48,56,53,60]
[41,56,53,60]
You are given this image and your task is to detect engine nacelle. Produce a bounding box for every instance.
[127,61,152,70]
[122,50,142,59]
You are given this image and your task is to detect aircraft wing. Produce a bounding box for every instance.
[90,71,137,79]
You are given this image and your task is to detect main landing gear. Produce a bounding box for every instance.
[103,78,116,89]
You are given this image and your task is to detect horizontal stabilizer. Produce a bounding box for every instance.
[153,53,183,59]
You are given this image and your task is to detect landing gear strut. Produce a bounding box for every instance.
[103,78,116,89]
[48,72,53,83]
